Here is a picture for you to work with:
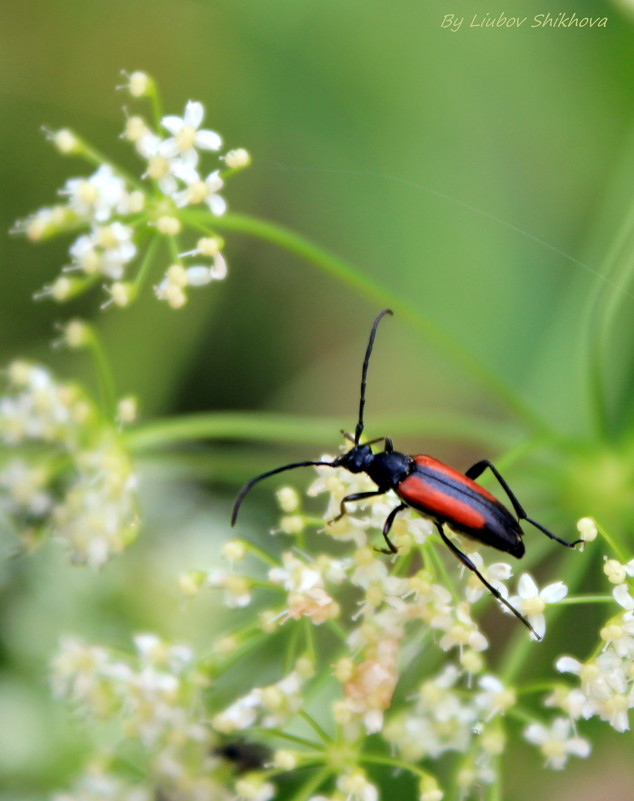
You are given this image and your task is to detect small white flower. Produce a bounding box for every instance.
[337,771,379,801]
[524,717,591,769]
[474,674,516,719]
[235,778,275,801]
[508,574,568,640]
[464,552,512,603]
[160,101,222,167]
[438,603,488,653]
[68,223,137,279]
[172,168,226,215]
[61,165,128,223]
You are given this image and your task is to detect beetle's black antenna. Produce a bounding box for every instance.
[231,460,335,525]
[354,309,393,445]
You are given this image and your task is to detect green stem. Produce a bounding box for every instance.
[242,539,279,568]
[298,710,333,744]
[146,78,163,129]
[302,618,317,666]
[133,236,160,292]
[581,195,634,437]
[597,521,628,563]
[285,766,331,801]
[260,728,324,751]
[85,326,117,420]
[78,141,145,192]
[185,211,551,436]
[358,753,431,782]
[557,594,613,605]
[124,410,516,453]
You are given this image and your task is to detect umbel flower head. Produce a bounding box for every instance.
[0,360,138,566]
[15,71,251,311]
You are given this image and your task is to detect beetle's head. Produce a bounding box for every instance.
[332,438,374,474]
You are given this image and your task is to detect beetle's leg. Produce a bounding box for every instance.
[329,490,385,524]
[434,522,541,640]
[375,502,407,554]
[465,460,582,549]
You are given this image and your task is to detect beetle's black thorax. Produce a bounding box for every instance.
[335,445,412,491]
[366,450,413,490]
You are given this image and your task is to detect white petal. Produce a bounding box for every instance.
[566,737,591,758]
[161,115,184,135]
[184,100,204,129]
[541,581,568,604]
[172,189,189,208]
[489,562,513,581]
[518,573,538,599]
[204,170,224,191]
[180,148,199,168]
[211,253,228,280]
[171,161,200,184]
[468,630,489,651]
[524,722,546,745]
[479,675,503,692]
[613,584,634,610]
[531,613,546,640]
[185,266,213,286]
[195,129,223,151]
[208,194,227,216]
[157,138,180,159]
[552,717,571,738]
[555,655,582,674]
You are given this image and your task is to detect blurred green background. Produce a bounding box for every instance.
[2,0,634,798]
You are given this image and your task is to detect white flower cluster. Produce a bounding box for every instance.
[16,72,250,310]
[196,456,581,795]
[52,634,205,745]
[52,767,152,801]
[50,634,248,801]
[0,361,138,566]
[212,659,313,733]
[544,556,634,735]
[385,665,512,787]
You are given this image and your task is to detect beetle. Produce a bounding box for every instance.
[231,309,581,639]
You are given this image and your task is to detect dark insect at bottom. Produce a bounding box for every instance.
[232,309,582,640]
[214,740,273,773]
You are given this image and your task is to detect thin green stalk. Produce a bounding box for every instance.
[182,210,552,436]
[358,752,431,782]
[285,622,301,674]
[124,410,516,454]
[260,728,324,751]
[302,617,317,666]
[581,195,634,437]
[557,594,613,605]
[85,326,117,420]
[146,78,164,129]
[298,710,333,745]
[285,766,332,801]
[78,141,145,192]
[486,757,503,801]
[597,521,629,563]
[133,236,160,292]
[242,539,280,568]
[325,618,348,644]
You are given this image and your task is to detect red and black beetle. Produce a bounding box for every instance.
[232,309,581,638]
